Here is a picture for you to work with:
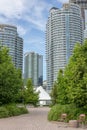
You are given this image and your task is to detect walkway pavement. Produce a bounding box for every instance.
[0,107,86,130]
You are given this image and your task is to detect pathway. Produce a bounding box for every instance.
[0,107,85,130]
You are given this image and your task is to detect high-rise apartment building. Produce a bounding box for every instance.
[69,0,87,29]
[46,3,83,91]
[24,52,43,87]
[0,24,23,71]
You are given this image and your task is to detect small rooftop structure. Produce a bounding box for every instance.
[36,86,51,105]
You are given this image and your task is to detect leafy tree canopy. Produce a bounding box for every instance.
[23,79,39,106]
[64,40,87,108]
[51,40,87,108]
[0,46,22,104]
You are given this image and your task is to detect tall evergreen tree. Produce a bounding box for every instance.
[51,69,68,105]
[51,40,87,109]
[64,40,87,108]
[0,46,22,104]
[23,79,39,106]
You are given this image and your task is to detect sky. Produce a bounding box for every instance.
[0,0,69,80]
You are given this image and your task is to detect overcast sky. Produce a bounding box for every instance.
[0,0,69,80]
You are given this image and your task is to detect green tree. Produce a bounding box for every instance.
[51,40,87,109]
[64,40,87,108]
[0,46,22,104]
[51,69,69,105]
[50,81,58,105]
[23,79,39,106]
[56,69,69,104]
[48,40,87,121]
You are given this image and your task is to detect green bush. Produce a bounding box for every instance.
[6,104,28,116]
[48,104,78,121]
[0,107,9,118]
[18,107,28,114]
[48,104,63,121]
[0,104,28,118]
[6,104,21,116]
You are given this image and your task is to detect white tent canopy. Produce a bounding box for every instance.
[36,86,51,105]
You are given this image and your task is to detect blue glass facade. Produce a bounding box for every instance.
[24,52,43,87]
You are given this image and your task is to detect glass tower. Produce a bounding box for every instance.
[46,3,83,91]
[24,52,43,87]
[0,24,23,71]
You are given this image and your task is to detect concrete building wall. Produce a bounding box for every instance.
[0,24,23,71]
[46,3,83,91]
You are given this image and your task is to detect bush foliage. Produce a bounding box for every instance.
[49,40,87,121]
[0,107,9,118]
[0,46,23,105]
[48,104,87,121]
[22,79,39,106]
[0,104,28,118]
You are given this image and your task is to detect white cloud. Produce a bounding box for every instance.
[17,25,27,36]
[0,0,51,80]
[0,0,25,18]
[57,0,69,3]
[0,0,51,32]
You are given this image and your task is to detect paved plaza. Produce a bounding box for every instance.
[0,107,86,130]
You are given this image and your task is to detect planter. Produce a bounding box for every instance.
[69,120,79,128]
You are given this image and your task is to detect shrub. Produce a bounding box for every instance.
[18,107,28,114]
[6,104,28,116]
[0,107,9,118]
[48,104,63,121]
[48,104,78,121]
[0,104,28,118]
[6,104,21,116]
